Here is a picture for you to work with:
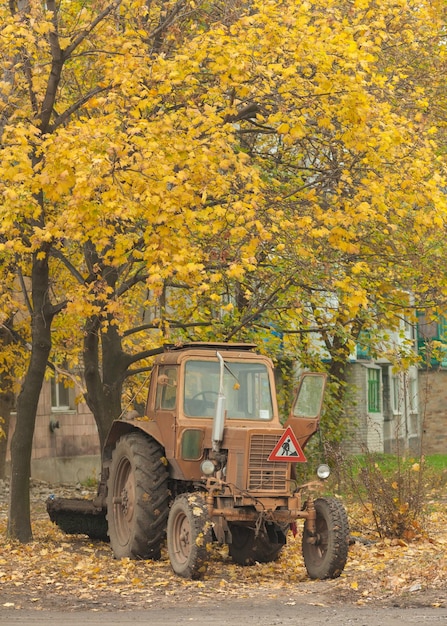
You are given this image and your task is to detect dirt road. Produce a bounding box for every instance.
[2,598,447,626]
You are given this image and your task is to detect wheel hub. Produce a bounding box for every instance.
[178,518,191,555]
[121,488,129,515]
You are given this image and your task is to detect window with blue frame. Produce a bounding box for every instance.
[417,313,447,366]
[356,330,371,360]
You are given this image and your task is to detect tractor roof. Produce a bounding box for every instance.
[163,342,257,352]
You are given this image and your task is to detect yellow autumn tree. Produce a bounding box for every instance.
[0,0,264,541]
[164,0,447,376]
[1,0,446,542]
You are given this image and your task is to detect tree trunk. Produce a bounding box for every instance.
[0,394,12,481]
[83,315,129,451]
[0,321,14,480]
[102,321,128,434]
[7,254,53,542]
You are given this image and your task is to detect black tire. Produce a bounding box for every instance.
[302,497,349,579]
[106,432,169,560]
[167,492,213,579]
[228,523,285,566]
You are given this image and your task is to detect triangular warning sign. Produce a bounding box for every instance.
[267,426,307,463]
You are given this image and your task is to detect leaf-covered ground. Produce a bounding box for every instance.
[0,481,446,612]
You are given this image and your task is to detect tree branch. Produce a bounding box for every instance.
[148,0,185,54]
[124,347,165,369]
[63,0,122,59]
[40,0,121,132]
[39,0,63,132]
[50,248,86,284]
[122,320,211,338]
[50,85,111,132]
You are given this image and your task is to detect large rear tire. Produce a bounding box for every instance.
[228,523,285,565]
[107,432,169,560]
[167,492,212,579]
[302,497,349,579]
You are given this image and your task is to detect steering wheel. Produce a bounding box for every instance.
[185,391,218,416]
[191,391,218,403]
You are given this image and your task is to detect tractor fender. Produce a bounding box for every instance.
[103,418,164,460]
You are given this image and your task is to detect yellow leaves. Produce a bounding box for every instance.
[2,493,447,609]
[0,0,444,390]
[31,19,54,36]
[227,264,246,281]
[277,123,290,135]
[316,116,333,131]
[351,262,369,276]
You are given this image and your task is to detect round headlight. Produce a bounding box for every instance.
[201,459,216,476]
[317,464,331,480]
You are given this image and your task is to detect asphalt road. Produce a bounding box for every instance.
[2,599,447,626]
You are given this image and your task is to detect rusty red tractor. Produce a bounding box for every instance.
[48,342,349,579]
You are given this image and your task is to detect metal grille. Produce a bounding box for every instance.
[248,434,289,492]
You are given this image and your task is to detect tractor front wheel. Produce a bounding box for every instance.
[167,493,212,579]
[302,497,349,579]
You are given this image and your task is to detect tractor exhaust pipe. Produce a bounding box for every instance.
[212,351,226,452]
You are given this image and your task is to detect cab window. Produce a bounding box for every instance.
[183,359,273,420]
[155,366,178,410]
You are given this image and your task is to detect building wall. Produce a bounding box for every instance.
[343,362,422,455]
[6,359,438,484]
[418,370,447,455]
[344,362,384,454]
[343,362,369,453]
[6,381,101,483]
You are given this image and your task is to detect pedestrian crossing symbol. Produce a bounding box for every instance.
[267,426,307,463]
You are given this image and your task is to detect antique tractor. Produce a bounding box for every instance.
[48,342,349,579]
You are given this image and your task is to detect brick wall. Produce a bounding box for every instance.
[343,362,390,454]
[343,363,370,453]
[418,370,447,455]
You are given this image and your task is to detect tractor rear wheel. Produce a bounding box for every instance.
[167,492,212,579]
[107,432,169,560]
[302,497,349,579]
[228,523,285,565]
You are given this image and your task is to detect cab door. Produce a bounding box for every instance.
[153,365,178,458]
[284,373,327,450]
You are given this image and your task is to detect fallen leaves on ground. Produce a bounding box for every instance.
[0,491,446,611]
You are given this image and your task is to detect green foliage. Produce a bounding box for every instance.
[318,379,355,446]
[80,475,99,490]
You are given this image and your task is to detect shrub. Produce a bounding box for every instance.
[333,451,447,539]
